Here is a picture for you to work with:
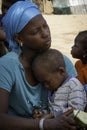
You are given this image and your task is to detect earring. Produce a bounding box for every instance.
[20,42,23,47]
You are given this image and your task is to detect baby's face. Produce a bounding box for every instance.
[35,68,64,91]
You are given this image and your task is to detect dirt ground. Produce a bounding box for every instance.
[43,14,87,64]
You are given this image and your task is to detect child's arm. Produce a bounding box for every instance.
[32,109,44,119]
[68,79,87,111]
[32,109,54,119]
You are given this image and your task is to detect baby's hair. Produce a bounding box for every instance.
[1,0,21,13]
[1,0,29,14]
[75,30,87,49]
[2,0,28,8]
[2,0,26,3]
[32,49,65,73]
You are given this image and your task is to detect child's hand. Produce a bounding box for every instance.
[33,109,44,119]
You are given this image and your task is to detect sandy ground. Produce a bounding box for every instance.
[43,14,87,64]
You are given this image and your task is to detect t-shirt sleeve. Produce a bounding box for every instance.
[63,55,77,77]
[0,63,15,92]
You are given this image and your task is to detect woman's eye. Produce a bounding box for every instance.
[30,30,39,35]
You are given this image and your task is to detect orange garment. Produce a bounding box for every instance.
[75,60,87,85]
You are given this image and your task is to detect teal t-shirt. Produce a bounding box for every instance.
[0,52,77,117]
[0,52,48,117]
[63,55,77,77]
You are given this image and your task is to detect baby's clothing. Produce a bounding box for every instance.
[48,76,86,117]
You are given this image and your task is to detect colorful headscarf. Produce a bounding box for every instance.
[2,1,41,54]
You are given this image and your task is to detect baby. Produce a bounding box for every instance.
[32,49,86,118]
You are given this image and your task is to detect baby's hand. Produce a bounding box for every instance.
[33,109,44,119]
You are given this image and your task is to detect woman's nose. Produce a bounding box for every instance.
[41,28,50,38]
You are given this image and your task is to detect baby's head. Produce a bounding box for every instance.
[32,49,67,91]
[1,0,21,15]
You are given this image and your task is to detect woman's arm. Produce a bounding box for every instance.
[0,88,40,130]
[0,88,77,130]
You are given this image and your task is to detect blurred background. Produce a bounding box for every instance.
[0,0,87,64]
[27,0,87,15]
[0,0,87,15]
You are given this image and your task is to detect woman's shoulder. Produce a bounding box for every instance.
[0,52,19,66]
[0,51,18,60]
[63,55,77,77]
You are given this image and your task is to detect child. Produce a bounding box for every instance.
[0,0,27,54]
[32,49,86,118]
[71,30,87,85]
[0,0,20,55]
[1,0,26,16]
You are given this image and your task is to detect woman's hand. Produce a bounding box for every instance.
[44,114,77,130]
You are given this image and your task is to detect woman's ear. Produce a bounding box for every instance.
[13,34,22,46]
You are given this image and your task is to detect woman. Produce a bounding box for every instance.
[0,1,77,130]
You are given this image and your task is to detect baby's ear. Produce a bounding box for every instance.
[57,67,66,74]
[83,50,87,58]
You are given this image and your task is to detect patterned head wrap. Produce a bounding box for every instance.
[2,1,41,53]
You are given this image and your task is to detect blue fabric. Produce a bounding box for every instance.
[63,55,77,77]
[0,52,48,117]
[2,1,41,54]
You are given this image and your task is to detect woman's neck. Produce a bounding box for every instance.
[19,50,39,86]
[20,49,38,63]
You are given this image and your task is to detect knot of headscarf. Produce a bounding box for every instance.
[2,1,41,54]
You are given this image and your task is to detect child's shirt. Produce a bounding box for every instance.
[75,60,87,85]
[48,76,86,117]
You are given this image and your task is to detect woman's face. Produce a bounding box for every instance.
[18,14,51,52]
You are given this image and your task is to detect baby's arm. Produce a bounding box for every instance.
[68,78,87,111]
[32,109,54,119]
[32,109,44,119]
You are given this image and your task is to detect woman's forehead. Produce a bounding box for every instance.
[19,14,44,33]
[27,14,44,27]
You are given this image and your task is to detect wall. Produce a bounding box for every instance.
[52,0,87,14]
